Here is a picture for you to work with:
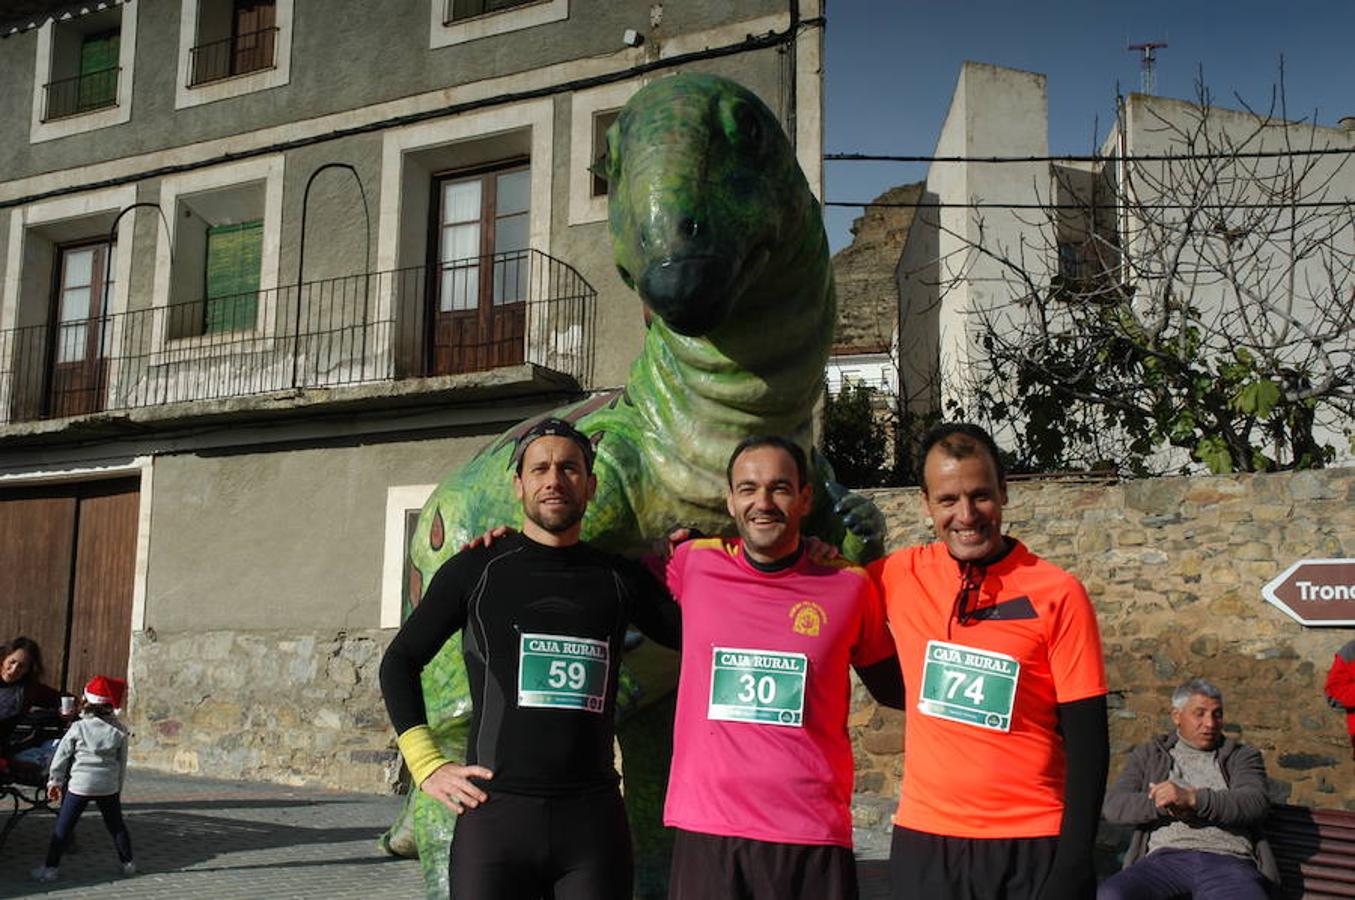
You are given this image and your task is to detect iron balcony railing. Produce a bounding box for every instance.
[187,26,278,87]
[42,66,120,121]
[1,250,596,425]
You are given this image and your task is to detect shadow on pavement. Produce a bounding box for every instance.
[0,808,395,896]
[121,797,353,812]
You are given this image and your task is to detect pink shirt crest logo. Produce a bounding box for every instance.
[789,601,827,637]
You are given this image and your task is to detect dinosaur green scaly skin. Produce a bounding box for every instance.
[384,74,867,898]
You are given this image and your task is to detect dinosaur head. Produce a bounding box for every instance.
[601,74,811,337]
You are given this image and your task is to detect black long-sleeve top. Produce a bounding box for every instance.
[380,532,681,796]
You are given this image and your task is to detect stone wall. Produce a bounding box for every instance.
[128,629,399,793]
[849,467,1355,850]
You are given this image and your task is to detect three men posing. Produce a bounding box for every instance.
[382,420,1113,898]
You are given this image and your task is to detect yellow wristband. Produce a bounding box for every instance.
[396,725,450,787]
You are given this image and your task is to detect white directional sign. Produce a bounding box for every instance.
[1262,559,1355,626]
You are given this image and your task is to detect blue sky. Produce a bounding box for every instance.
[823,1,1355,252]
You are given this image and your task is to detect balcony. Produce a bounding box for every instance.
[188,26,278,87]
[42,67,120,121]
[0,250,596,426]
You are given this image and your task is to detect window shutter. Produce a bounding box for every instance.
[204,221,263,333]
[79,31,120,109]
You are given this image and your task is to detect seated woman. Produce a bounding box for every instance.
[1,637,60,756]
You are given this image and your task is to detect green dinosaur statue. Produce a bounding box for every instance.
[383,72,883,899]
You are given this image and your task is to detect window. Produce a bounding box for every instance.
[45,27,119,120]
[152,156,285,349]
[47,241,116,417]
[429,0,566,49]
[1057,242,1084,281]
[375,99,553,379]
[0,185,136,425]
[30,2,137,141]
[168,183,266,337]
[188,0,278,87]
[176,0,292,109]
[568,81,636,225]
[430,163,531,373]
[444,0,536,23]
[203,221,263,333]
[590,110,619,198]
[380,484,436,628]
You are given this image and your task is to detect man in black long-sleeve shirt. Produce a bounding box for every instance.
[379,418,679,900]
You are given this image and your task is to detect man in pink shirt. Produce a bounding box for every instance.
[664,435,901,900]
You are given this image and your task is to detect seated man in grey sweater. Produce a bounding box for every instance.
[1099,678,1276,900]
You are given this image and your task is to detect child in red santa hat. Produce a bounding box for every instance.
[31,674,135,882]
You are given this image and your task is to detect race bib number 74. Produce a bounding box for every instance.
[517,633,609,713]
[918,640,1020,732]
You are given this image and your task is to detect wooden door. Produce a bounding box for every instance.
[0,488,78,686]
[64,480,139,694]
[0,479,138,693]
[47,241,112,418]
[233,0,276,76]
[430,164,529,375]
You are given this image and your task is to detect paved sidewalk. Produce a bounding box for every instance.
[1,768,892,898]
[0,768,423,898]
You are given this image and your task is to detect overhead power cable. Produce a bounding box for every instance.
[825,199,1355,211]
[826,147,1355,164]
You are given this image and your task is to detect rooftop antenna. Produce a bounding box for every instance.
[1127,41,1167,94]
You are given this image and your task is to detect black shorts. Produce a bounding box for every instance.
[889,826,1058,900]
[669,828,858,900]
[448,787,632,900]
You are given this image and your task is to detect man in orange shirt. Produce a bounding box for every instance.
[870,423,1109,900]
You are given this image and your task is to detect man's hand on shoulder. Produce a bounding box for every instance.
[654,525,705,560]
[825,481,885,561]
[422,762,494,814]
[460,525,516,552]
[804,536,841,564]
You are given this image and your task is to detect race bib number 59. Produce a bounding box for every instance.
[517,633,609,713]
[707,647,807,727]
[917,640,1019,732]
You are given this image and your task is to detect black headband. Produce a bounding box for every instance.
[512,417,595,473]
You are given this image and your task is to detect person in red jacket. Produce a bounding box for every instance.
[1324,639,1355,761]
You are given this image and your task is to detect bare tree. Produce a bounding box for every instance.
[927,75,1355,475]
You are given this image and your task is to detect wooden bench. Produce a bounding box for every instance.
[1268,803,1355,899]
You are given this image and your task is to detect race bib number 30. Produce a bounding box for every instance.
[517,633,609,713]
[708,647,807,727]
[917,640,1020,732]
